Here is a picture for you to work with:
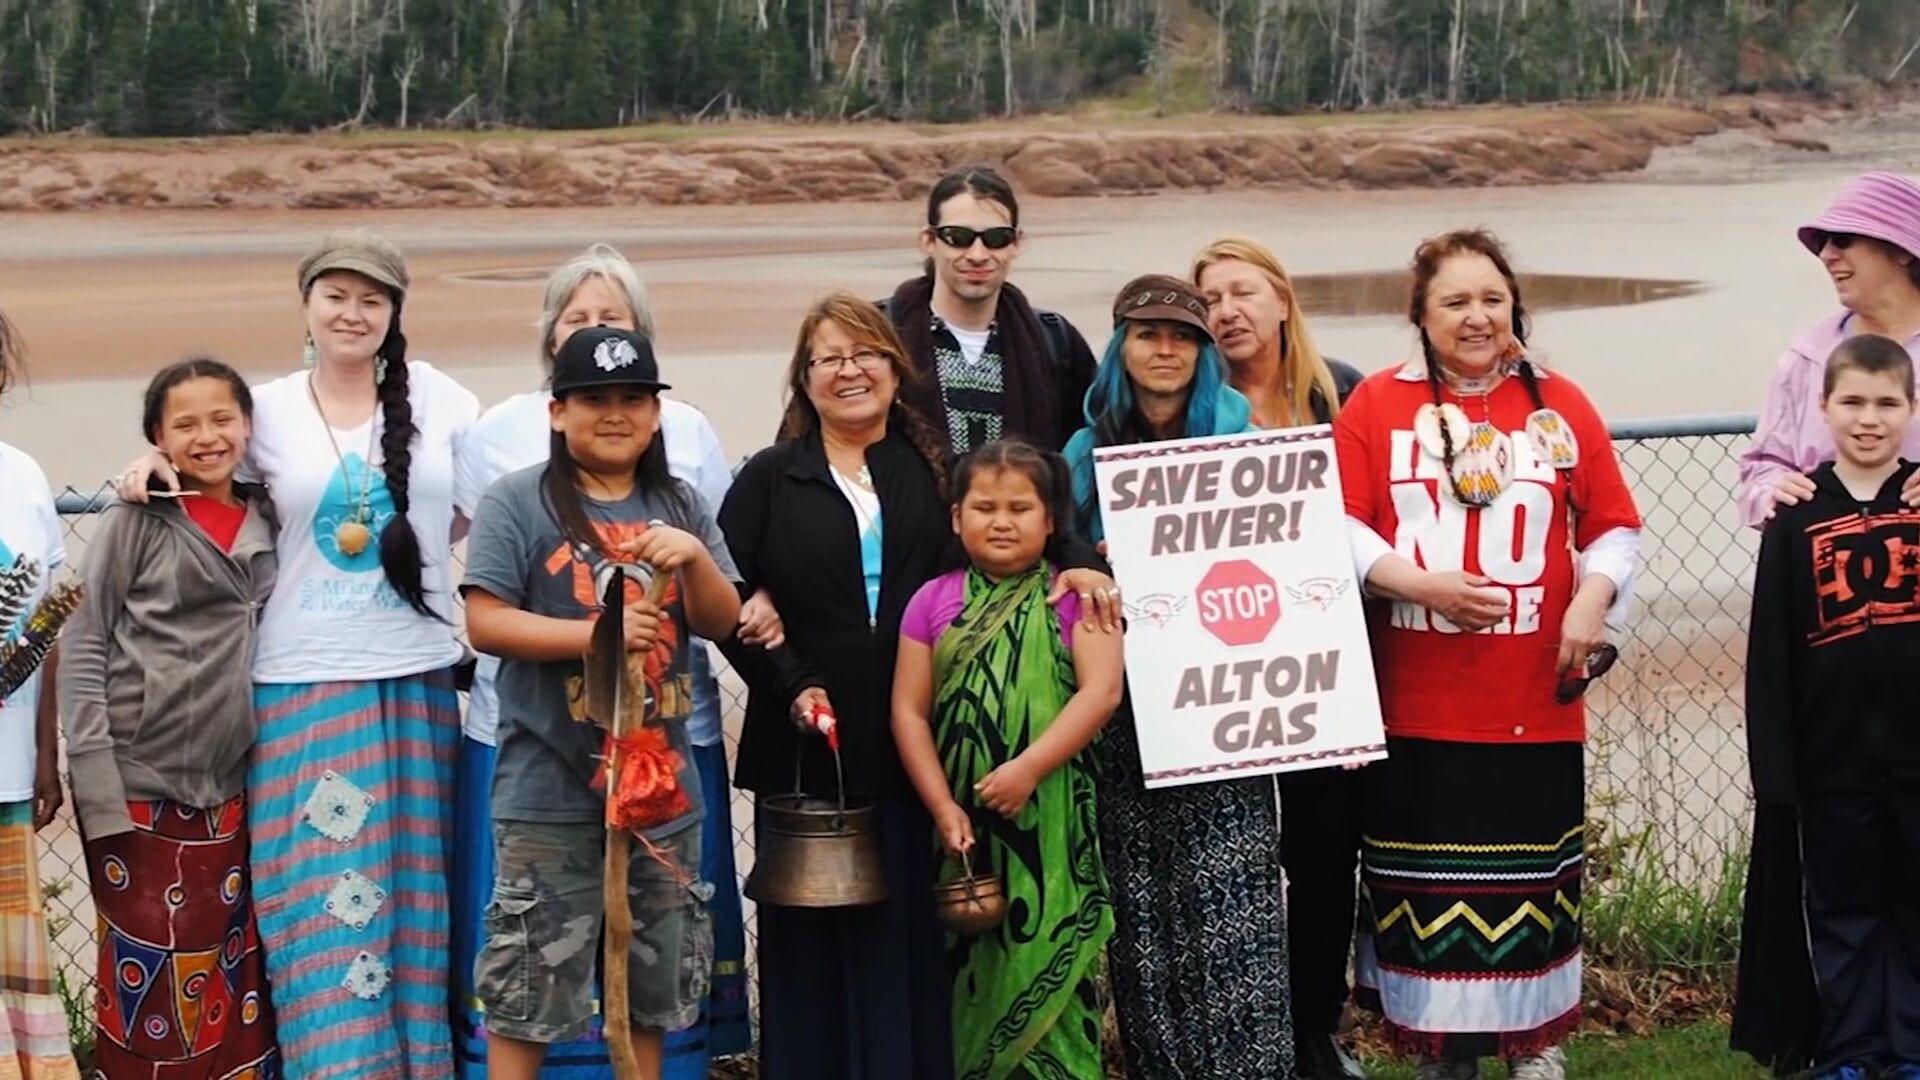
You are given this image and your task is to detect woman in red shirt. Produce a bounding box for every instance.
[1334,229,1642,1080]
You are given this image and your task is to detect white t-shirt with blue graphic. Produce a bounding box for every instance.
[0,442,65,799]
[245,361,479,684]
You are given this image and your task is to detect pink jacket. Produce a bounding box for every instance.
[1736,309,1920,529]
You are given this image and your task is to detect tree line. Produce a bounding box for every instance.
[0,0,1915,137]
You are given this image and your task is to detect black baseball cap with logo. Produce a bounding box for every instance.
[550,326,672,396]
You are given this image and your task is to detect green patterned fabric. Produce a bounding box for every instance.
[932,564,1114,1080]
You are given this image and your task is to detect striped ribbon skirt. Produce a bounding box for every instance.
[1355,737,1585,1061]
[248,671,459,1079]
[0,800,79,1080]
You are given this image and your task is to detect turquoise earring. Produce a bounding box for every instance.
[302,334,316,369]
[375,357,389,385]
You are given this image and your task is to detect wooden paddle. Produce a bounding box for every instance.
[584,563,674,1080]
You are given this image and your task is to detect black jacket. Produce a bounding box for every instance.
[719,423,1104,800]
[1319,359,1365,423]
[1746,459,1920,804]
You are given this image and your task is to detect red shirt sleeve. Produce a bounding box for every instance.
[1555,377,1643,549]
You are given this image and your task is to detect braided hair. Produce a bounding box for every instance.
[371,308,438,619]
[1409,228,1577,509]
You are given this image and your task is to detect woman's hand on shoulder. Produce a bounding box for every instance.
[1902,469,1920,510]
[1774,472,1818,512]
[115,448,178,502]
[1051,567,1124,633]
[739,587,785,648]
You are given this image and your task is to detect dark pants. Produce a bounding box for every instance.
[755,796,954,1080]
[1801,790,1920,1070]
[1279,765,1365,1039]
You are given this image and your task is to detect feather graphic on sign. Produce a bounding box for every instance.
[1123,592,1189,629]
[0,582,82,701]
[1284,577,1350,612]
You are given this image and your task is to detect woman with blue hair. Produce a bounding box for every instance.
[1062,274,1299,1079]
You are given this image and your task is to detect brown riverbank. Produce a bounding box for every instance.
[0,91,1881,213]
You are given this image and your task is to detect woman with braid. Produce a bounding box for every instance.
[1335,229,1640,1080]
[116,231,480,1077]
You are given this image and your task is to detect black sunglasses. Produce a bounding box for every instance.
[932,225,1018,251]
[1821,231,1860,251]
[1555,643,1619,705]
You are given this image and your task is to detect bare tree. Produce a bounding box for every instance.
[394,41,424,127]
[1445,0,1467,102]
[499,0,526,94]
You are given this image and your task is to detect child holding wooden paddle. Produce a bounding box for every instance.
[462,326,742,1080]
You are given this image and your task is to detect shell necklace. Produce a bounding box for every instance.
[306,373,378,557]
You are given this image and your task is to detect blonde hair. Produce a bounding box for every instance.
[1191,236,1340,423]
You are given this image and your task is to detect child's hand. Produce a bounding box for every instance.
[620,525,706,574]
[933,801,975,858]
[975,758,1040,819]
[623,598,663,653]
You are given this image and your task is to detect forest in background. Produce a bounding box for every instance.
[0,0,1917,136]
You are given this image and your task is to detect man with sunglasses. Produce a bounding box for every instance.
[878,165,1097,456]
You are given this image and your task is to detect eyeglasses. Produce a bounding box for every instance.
[932,225,1018,251]
[1554,643,1619,705]
[808,350,891,374]
[1821,232,1860,251]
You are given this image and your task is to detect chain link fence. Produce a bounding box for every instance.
[31,414,1766,1070]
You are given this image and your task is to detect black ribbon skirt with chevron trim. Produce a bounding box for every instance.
[1354,737,1584,1060]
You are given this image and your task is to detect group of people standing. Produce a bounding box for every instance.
[3,162,1900,1080]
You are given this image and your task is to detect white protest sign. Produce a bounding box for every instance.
[1092,426,1386,788]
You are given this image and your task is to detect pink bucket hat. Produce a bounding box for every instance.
[1798,170,1920,259]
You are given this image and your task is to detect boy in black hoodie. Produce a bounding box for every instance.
[1740,333,1920,1080]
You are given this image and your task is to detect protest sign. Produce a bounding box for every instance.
[1093,425,1386,788]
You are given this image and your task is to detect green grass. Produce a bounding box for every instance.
[1361,1023,1767,1078]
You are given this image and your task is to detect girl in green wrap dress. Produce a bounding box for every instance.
[892,439,1126,1080]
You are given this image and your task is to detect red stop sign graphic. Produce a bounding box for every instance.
[1196,559,1282,647]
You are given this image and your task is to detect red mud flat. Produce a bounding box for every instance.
[0,93,1868,213]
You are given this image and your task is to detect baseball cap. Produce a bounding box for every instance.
[550,326,672,396]
[1113,274,1213,339]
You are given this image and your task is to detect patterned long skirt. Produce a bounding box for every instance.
[1355,737,1584,1061]
[83,795,280,1079]
[450,736,752,1079]
[1093,702,1293,1080]
[248,672,459,1079]
[0,801,79,1080]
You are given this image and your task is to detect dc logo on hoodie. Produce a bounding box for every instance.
[312,454,396,573]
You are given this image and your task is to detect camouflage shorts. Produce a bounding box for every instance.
[476,820,713,1042]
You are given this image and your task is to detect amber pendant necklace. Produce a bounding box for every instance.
[306,373,378,557]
